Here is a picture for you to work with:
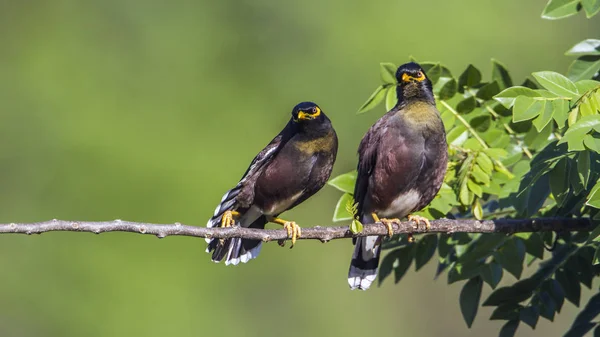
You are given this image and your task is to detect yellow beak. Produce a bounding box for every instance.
[401,72,426,83]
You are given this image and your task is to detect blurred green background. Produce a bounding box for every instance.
[0,0,599,336]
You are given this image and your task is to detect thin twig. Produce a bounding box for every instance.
[0,218,593,243]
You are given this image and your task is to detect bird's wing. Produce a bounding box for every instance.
[206,120,296,229]
[353,114,389,217]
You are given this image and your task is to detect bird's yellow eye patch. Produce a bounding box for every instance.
[296,107,321,121]
[401,71,426,83]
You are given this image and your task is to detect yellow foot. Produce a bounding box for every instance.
[270,217,302,248]
[372,213,398,237]
[221,210,240,228]
[408,214,431,232]
[284,221,302,248]
[220,210,240,244]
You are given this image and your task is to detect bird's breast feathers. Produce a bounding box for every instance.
[293,129,337,155]
[378,189,422,218]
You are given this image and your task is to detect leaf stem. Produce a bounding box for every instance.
[441,100,489,149]
[466,88,533,159]
[440,100,513,175]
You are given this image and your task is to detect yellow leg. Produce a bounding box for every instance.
[408,214,431,231]
[372,213,398,237]
[219,210,241,245]
[269,217,302,248]
[221,210,241,228]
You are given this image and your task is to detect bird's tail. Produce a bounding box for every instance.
[348,235,381,290]
[205,186,265,265]
[348,211,381,290]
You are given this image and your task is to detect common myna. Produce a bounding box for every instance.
[206,102,338,265]
[348,62,448,290]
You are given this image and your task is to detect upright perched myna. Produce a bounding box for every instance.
[348,62,448,290]
[206,102,338,265]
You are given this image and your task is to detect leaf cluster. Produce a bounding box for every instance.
[327,3,600,334]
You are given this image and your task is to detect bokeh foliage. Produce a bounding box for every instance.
[328,1,600,336]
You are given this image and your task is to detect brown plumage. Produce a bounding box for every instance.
[206,102,338,265]
[348,62,448,290]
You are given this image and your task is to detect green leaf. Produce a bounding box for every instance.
[471,165,491,185]
[490,303,522,320]
[458,64,482,92]
[448,261,483,284]
[350,219,363,234]
[447,124,468,145]
[481,262,503,289]
[333,193,354,222]
[394,246,414,283]
[539,292,557,321]
[457,96,477,114]
[385,85,397,111]
[587,180,600,208]
[492,59,513,90]
[555,268,581,306]
[513,96,545,122]
[426,64,443,84]
[357,85,387,114]
[459,182,472,205]
[553,99,570,128]
[577,150,591,187]
[568,56,600,82]
[541,0,581,20]
[519,306,540,329]
[582,0,600,18]
[566,39,600,56]
[543,279,565,313]
[499,320,519,337]
[524,233,545,260]
[415,234,438,271]
[494,86,540,108]
[576,79,600,92]
[467,179,483,198]
[559,115,600,150]
[565,323,597,337]
[327,171,357,193]
[549,158,570,207]
[588,223,600,243]
[494,239,525,279]
[472,200,483,220]
[380,62,397,84]
[476,81,501,100]
[532,71,579,99]
[379,248,401,285]
[533,99,555,131]
[476,152,493,174]
[565,293,600,336]
[439,78,458,101]
[594,246,600,264]
[458,234,507,264]
[460,277,483,328]
[484,284,534,306]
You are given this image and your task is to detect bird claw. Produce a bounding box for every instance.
[220,210,239,245]
[283,221,301,248]
[408,214,431,232]
[221,210,237,228]
[379,218,400,238]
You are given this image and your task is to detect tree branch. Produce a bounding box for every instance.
[0,218,593,243]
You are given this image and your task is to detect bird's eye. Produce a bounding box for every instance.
[416,71,424,78]
[312,107,317,113]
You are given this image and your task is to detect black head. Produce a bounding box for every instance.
[292,101,325,124]
[395,62,434,105]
